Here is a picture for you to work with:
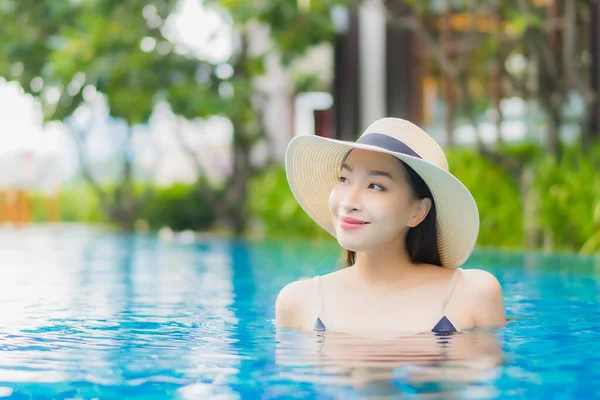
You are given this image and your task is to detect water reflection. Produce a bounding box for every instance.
[276,329,504,398]
[0,226,241,398]
[0,228,599,398]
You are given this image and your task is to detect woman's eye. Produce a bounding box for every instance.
[369,183,385,191]
[338,176,349,183]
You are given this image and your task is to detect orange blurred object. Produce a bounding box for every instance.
[16,190,31,226]
[0,189,31,226]
[0,189,60,226]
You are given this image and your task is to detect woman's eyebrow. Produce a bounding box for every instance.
[341,163,394,180]
[366,170,394,180]
[341,163,353,172]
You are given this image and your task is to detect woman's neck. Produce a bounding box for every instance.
[351,242,417,286]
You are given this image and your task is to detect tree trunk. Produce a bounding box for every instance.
[111,128,137,230]
[547,107,562,160]
[457,73,486,151]
[590,0,600,143]
[491,64,503,149]
[221,29,259,235]
[491,0,504,148]
[226,126,251,235]
[441,1,454,147]
[443,76,455,147]
[520,166,542,249]
[579,100,595,153]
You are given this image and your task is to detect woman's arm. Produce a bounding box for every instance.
[465,269,506,328]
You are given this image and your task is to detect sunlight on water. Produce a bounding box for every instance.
[0,226,598,399]
[0,226,241,399]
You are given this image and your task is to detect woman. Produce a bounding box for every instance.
[276,117,506,335]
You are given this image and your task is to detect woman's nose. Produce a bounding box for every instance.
[340,186,362,212]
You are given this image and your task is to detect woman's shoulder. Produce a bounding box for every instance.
[458,268,506,327]
[459,268,503,296]
[276,270,342,303]
[275,270,344,329]
[275,276,318,329]
[276,276,312,303]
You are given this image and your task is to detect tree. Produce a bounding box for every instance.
[0,0,216,229]
[372,0,598,158]
[1,0,344,233]
[173,0,343,233]
[340,0,598,248]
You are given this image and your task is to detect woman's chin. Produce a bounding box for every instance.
[336,236,370,253]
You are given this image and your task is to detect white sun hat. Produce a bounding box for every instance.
[284,117,479,269]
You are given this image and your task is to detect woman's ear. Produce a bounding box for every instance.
[408,198,432,228]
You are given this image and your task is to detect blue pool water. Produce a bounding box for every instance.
[0,226,599,399]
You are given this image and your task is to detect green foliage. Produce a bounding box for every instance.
[26,182,220,231]
[252,150,524,246]
[136,183,219,231]
[58,185,106,223]
[248,165,331,239]
[449,143,600,254]
[21,145,600,256]
[496,141,543,163]
[0,0,344,231]
[534,144,600,254]
[446,148,524,248]
[27,185,106,223]
[0,0,260,229]
[0,0,207,123]
[214,0,340,64]
[0,0,344,126]
[248,146,600,256]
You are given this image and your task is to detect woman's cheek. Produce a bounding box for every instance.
[328,188,341,214]
[367,193,398,219]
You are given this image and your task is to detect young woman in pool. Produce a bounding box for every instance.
[276,117,506,335]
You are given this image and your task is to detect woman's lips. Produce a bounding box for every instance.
[339,217,369,231]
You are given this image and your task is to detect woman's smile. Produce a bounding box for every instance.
[339,216,370,231]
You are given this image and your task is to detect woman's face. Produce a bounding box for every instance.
[328,149,430,253]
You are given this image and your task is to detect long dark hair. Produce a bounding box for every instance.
[342,159,441,268]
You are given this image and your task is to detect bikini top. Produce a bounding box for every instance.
[313,267,462,335]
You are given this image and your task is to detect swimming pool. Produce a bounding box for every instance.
[0,226,598,399]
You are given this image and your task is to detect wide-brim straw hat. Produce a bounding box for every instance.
[284,117,479,269]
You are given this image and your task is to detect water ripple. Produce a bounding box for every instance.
[0,227,598,398]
